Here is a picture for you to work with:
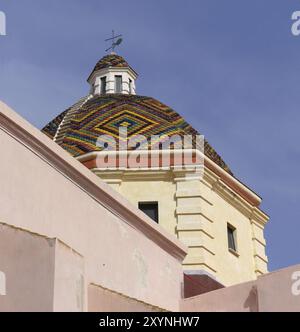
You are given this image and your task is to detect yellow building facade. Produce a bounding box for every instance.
[78,155,268,287]
[42,53,269,287]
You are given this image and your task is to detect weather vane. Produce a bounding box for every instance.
[105,30,123,53]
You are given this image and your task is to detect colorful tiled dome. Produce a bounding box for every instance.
[42,94,233,174]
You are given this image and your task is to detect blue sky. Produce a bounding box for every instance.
[0,0,299,271]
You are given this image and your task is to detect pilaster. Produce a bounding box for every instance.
[250,210,269,275]
[174,170,217,275]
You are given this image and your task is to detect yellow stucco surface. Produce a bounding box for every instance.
[94,168,268,287]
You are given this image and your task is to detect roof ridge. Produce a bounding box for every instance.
[54,95,92,145]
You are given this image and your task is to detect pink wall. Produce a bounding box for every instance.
[181,264,300,312]
[88,284,163,312]
[256,264,300,312]
[0,223,55,311]
[0,222,167,312]
[0,223,87,312]
[52,240,85,312]
[0,101,187,311]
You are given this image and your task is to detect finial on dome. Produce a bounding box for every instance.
[87,33,137,95]
[105,30,123,54]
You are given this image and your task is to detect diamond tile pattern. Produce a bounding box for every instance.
[42,94,232,174]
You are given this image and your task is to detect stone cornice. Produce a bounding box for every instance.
[93,169,172,181]
[203,167,269,225]
[204,156,262,207]
[0,101,187,262]
[88,66,138,85]
[80,151,269,225]
[77,150,263,208]
[250,208,269,228]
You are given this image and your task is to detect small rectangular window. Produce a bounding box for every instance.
[129,78,132,94]
[100,76,106,94]
[138,202,159,223]
[227,224,237,252]
[115,75,122,93]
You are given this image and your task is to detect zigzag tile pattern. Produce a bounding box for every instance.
[42,94,232,174]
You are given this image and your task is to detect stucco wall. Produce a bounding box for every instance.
[198,178,258,285]
[52,240,85,312]
[0,223,86,312]
[181,264,300,312]
[95,167,268,287]
[118,175,177,235]
[0,102,187,311]
[88,284,164,312]
[0,223,55,312]
[0,223,87,312]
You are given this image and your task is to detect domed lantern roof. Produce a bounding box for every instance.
[42,54,232,174]
[43,55,232,176]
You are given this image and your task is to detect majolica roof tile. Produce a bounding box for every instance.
[42,94,233,175]
[88,54,135,81]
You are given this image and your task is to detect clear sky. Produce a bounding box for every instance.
[0,0,299,271]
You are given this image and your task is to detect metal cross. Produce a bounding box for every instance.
[105,30,123,53]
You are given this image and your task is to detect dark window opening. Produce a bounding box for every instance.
[138,202,159,223]
[100,76,106,94]
[129,78,132,94]
[227,224,237,252]
[115,75,122,93]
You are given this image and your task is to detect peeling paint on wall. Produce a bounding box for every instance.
[116,219,129,239]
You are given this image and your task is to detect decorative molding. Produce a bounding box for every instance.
[204,156,262,207]
[254,253,268,264]
[252,236,266,247]
[176,221,214,239]
[88,66,138,85]
[180,237,215,255]
[183,254,217,273]
[250,209,269,227]
[77,150,262,210]
[79,151,268,227]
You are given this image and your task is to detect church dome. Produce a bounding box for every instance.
[42,93,233,174]
[87,54,137,82]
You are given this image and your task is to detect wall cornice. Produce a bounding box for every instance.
[81,151,268,225]
[77,150,263,208]
[203,167,269,224]
[88,66,138,85]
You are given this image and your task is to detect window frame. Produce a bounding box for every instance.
[115,75,122,93]
[129,78,132,94]
[100,76,107,94]
[138,201,159,224]
[227,223,238,254]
